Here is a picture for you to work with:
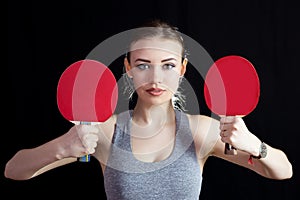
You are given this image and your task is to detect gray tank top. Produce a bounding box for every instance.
[103,109,202,200]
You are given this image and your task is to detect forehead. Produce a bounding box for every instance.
[130,38,183,58]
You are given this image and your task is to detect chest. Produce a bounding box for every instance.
[131,123,176,163]
[104,143,202,200]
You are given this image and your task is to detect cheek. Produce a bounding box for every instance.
[164,72,181,92]
[131,72,147,89]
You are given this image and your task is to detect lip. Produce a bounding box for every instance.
[146,88,165,96]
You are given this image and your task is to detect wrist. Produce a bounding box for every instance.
[253,142,267,159]
[249,138,262,157]
[50,136,69,160]
[248,142,268,165]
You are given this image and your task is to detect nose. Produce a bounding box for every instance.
[148,66,163,84]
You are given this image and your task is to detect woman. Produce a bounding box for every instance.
[5,19,293,199]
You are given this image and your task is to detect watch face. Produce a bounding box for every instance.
[260,143,267,158]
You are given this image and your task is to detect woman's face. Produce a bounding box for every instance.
[125,38,186,106]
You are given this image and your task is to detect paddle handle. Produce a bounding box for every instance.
[224,143,237,155]
[78,121,91,162]
[223,116,237,155]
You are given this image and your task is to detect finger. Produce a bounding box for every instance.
[220,130,227,137]
[86,141,97,154]
[76,125,99,141]
[219,121,228,131]
[81,125,99,134]
[86,147,96,154]
[220,116,236,124]
[84,137,98,148]
[219,123,233,132]
[220,135,227,143]
[84,134,99,141]
[81,134,99,146]
[220,131,223,137]
[82,144,96,155]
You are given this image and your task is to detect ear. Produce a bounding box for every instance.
[124,57,133,78]
[180,58,188,76]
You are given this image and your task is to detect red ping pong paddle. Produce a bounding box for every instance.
[57,59,118,161]
[204,55,260,155]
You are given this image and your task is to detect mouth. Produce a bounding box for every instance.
[145,88,165,96]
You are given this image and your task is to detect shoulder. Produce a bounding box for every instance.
[185,113,221,158]
[186,113,220,132]
[97,110,131,140]
[96,113,117,142]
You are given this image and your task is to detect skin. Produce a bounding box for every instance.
[4,38,293,181]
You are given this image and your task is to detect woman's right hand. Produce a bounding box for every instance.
[57,125,99,159]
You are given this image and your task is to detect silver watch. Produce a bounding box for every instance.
[259,142,267,158]
[252,142,267,159]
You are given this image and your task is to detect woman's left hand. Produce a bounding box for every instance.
[219,116,261,155]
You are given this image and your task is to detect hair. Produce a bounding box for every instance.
[123,19,187,111]
[126,19,187,62]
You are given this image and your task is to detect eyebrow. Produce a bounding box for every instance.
[134,58,178,63]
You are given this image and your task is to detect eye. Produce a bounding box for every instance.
[136,64,150,70]
[162,63,176,70]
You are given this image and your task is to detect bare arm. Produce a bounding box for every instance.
[195,115,293,180]
[212,138,293,179]
[213,117,293,179]
[5,135,76,180]
[4,125,99,180]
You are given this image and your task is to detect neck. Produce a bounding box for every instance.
[131,101,176,139]
[132,101,175,126]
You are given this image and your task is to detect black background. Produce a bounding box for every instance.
[5,0,299,199]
